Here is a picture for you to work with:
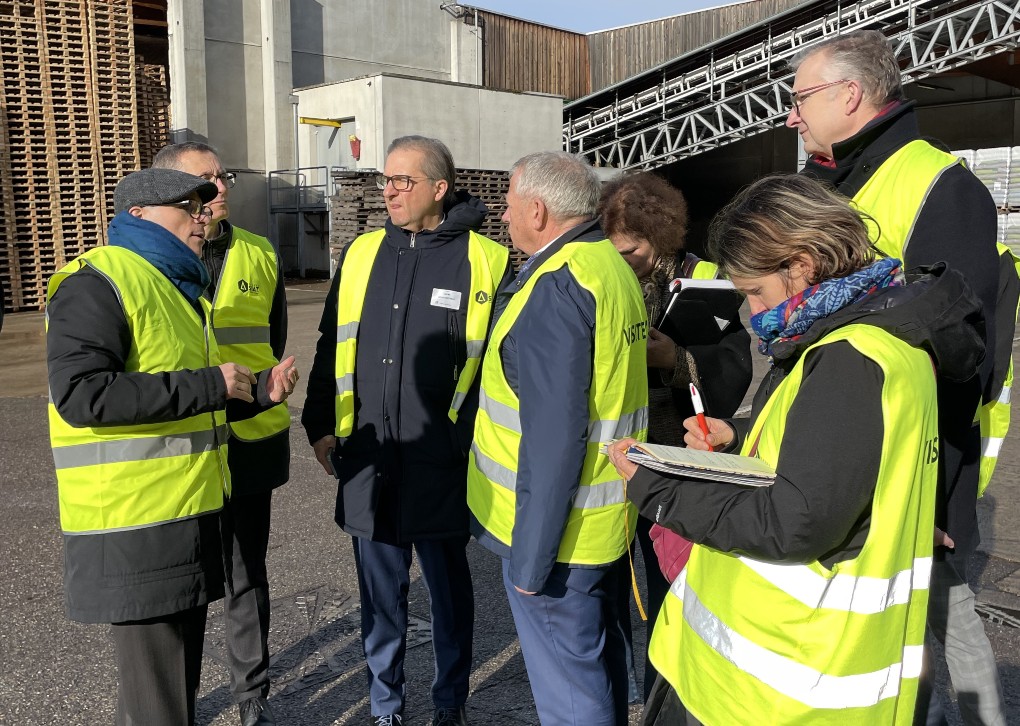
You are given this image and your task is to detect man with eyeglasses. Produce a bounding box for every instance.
[787,30,1008,726]
[46,168,298,726]
[303,135,511,726]
[151,142,290,726]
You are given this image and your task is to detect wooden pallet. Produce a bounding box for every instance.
[0,0,138,312]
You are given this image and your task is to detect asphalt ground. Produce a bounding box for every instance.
[1,280,1019,724]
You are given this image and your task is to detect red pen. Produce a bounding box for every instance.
[689,383,713,452]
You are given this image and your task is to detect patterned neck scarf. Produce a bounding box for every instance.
[751,257,904,356]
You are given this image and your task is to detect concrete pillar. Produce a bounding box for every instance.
[261,0,295,172]
[167,0,209,141]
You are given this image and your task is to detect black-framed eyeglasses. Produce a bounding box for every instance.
[789,79,851,113]
[200,171,236,188]
[157,198,213,220]
[375,174,433,191]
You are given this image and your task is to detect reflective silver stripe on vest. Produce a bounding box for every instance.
[739,556,931,615]
[451,391,467,412]
[998,385,1012,405]
[678,571,923,708]
[473,442,626,509]
[64,508,223,537]
[52,426,227,470]
[982,437,1005,458]
[575,478,627,508]
[466,340,484,358]
[479,390,522,432]
[213,326,271,345]
[335,373,354,396]
[472,442,518,489]
[336,321,359,342]
[588,407,649,443]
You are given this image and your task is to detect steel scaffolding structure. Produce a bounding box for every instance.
[563,0,1020,170]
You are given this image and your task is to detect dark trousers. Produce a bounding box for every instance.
[221,490,274,702]
[504,556,630,726]
[352,535,474,716]
[111,604,208,726]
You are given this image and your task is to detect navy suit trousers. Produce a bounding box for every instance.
[352,535,474,716]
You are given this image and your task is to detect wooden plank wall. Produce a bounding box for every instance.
[587,0,810,93]
[474,10,590,101]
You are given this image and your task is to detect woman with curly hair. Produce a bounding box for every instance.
[598,172,753,700]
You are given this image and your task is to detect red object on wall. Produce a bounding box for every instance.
[349,135,362,161]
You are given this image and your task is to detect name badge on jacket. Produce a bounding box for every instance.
[431,288,462,310]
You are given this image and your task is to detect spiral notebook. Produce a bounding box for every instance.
[625,442,775,487]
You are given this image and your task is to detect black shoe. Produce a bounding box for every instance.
[432,705,468,726]
[239,696,276,726]
[371,715,403,726]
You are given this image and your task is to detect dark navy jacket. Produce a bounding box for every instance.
[302,192,511,544]
[472,220,615,594]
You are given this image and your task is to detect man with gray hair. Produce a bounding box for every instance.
[303,135,510,726]
[787,29,1007,725]
[468,151,649,724]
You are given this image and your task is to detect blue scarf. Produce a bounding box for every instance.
[107,211,210,305]
[751,257,904,356]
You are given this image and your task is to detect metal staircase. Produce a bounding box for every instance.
[563,0,1020,170]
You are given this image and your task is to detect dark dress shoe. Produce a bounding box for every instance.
[432,705,468,725]
[239,696,276,726]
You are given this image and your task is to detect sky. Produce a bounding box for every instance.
[466,1,729,33]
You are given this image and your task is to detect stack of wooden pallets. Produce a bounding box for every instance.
[0,0,138,313]
[135,59,170,168]
[327,168,520,268]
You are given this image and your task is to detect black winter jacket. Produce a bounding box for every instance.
[628,265,985,569]
[301,192,512,544]
[802,102,1000,573]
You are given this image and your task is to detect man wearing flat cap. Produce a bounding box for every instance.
[45,167,299,726]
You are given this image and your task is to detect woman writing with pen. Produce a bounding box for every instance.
[598,172,753,701]
[607,174,985,725]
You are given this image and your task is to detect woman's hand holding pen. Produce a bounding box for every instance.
[683,416,734,451]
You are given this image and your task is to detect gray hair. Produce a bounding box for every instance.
[386,135,456,201]
[510,151,599,221]
[790,30,903,107]
[152,141,221,169]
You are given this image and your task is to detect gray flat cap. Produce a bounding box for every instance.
[114,168,218,214]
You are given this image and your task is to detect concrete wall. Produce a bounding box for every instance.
[290,0,456,88]
[294,74,563,171]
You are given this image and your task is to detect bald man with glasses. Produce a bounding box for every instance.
[787,30,1009,726]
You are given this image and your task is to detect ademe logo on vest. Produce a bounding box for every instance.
[237,278,261,295]
[474,291,490,304]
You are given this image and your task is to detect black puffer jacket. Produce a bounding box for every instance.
[302,192,512,544]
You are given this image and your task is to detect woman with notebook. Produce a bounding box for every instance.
[598,172,754,701]
[607,174,985,725]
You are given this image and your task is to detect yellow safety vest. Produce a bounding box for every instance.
[211,227,289,442]
[853,140,1016,494]
[467,238,650,565]
[47,246,230,535]
[977,243,1020,494]
[333,228,509,437]
[649,324,938,725]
